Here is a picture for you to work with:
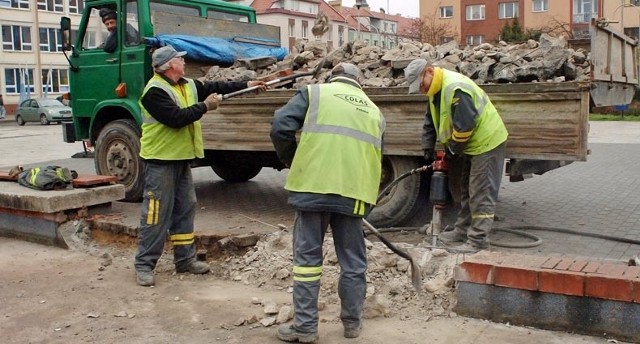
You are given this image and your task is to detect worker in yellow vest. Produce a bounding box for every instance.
[271,63,385,342]
[134,45,266,287]
[405,59,508,253]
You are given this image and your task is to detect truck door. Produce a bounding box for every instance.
[119,0,146,107]
[69,4,124,122]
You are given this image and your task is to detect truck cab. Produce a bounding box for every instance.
[60,0,268,201]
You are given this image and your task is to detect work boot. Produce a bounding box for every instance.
[176,260,210,274]
[438,229,466,244]
[276,324,318,343]
[136,270,155,286]
[343,323,362,339]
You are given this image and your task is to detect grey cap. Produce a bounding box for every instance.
[330,63,364,83]
[152,45,187,68]
[405,59,428,94]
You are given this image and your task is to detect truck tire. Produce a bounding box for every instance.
[367,156,423,228]
[95,119,143,202]
[211,162,262,182]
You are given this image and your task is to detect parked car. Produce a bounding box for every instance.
[15,98,72,125]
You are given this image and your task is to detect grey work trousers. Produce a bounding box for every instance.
[452,142,506,247]
[291,210,367,333]
[134,161,197,272]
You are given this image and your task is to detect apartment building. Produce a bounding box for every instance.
[420,0,640,45]
[246,0,417,52]
[1,0,85,111]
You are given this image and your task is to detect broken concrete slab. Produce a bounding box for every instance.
[0,181,124,248]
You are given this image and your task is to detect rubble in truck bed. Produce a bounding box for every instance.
[220,229,459,324]
[201,34,590,89]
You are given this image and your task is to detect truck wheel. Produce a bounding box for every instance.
[367,156,423,227]
[211,162,262,182]
[95,119,143,202]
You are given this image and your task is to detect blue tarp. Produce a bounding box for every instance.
[145,34,288,65]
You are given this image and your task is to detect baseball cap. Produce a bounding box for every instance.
[152,45,187,68]
[405,59,428,94]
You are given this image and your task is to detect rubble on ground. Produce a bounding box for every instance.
[201,34,590,89]
[220,229,459,326]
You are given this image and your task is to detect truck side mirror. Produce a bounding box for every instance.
[60,17,72,51]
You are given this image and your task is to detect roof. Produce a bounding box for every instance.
[250,0,322,18]
[249,0,416,37]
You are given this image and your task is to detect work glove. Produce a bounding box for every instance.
[203,93,220,111]
[423,148,435,165]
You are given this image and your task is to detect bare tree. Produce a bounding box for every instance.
[410,14,458,45]
[531,16,573,39]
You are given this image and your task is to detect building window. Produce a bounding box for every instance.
[0,0,29,9]
[440,6,453,19]
[4,68,34,94]
[302,20,308,38]
[42,68,70,93]
[288,21,295,37]
[499,2,519,19]
[69,0,84,14]
[466,5,485,20]
[573,0,598,23]
[39,28,64,52]
[532,0,548,12]
[466,35,484,45]
[2,25,32,51]
[338,25,344,46]
[327,24,333,41]
[37,0,63,12]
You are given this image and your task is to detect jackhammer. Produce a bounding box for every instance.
[427,151,449,247]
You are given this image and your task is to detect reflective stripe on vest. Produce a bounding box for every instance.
[284,82,384,205]
[305,85,384,149]
[430,70,508,155]
[139,75,204,160]
[142,78,197,124]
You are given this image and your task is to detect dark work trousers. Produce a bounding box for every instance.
[452,142,506,247]
[291,210,367,333]
[134,161,197,272]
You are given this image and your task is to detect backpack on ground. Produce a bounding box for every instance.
[17,166,75,190]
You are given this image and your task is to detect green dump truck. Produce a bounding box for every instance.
[61,1,638,227]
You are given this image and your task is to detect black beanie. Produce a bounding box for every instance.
[99,8,117,23]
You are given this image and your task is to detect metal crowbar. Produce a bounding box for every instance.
[218,57,327,100]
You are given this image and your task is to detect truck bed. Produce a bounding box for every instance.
[203,82,590,162]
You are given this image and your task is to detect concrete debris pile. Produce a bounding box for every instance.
[203,34,590,89]
[221,230,459,326]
